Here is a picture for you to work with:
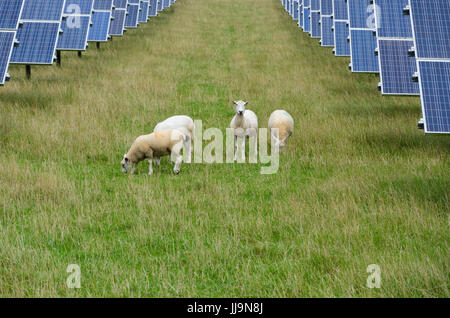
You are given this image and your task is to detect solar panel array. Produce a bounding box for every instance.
[1,0,178,85]
[281,0,450,134]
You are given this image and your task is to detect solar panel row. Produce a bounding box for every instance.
[281,0,449,134]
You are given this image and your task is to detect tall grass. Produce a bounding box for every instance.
[0,0,448,297]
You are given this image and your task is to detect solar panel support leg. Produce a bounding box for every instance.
[96,42,100,50]
[78,51,82,58]
[26,65,31,80]
[56,51,61,67]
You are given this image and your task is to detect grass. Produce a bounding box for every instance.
[0,0,448,297]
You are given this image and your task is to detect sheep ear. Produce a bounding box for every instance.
[232,100,237,105]
[244,101,249,105]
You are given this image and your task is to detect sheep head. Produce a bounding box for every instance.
[121,154,132,173]
[233,100,248,116]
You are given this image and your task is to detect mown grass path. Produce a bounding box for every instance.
[0,0,448,297]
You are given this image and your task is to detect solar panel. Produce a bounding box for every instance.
[125,3,139,28]
[88,0,113,42]
[303,1,310,33]
[333,0,347,20]
[349,29,378,72]
[310,0,319,10]
[0,0,24,30]
[163,0,170,8]
[0,31,16,85]
[321,0,332,15]
[417,61,450,134]
[157,0,163,12]
[298,1,303,28]
[139,1,150,23]
[348,0,379,72]
[409,0,450,59]
[293,0,299,21]
[57,0,94,51]
[109,9,126,36]
[321,15,334,46]
[21,0,65,21]
[11,22,60,64]
[373,0,418,95]
[334,20,350,56]
[310,11,321,38]
[148,0,158,17]
[88,10,111,41]
[378,40,419,95]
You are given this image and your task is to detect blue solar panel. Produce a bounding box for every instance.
[348,0,373,29]
[378,40,419,95]
[139,1,149,23]
[334,20,350,56]
[333,0,347,20]
[303,7,310,32]
[64,0,94,15]
[293,0,299,20]
[149,0,158,17]
[349,29,379,72]
[0,31,16,85]
[321,15,334,46]
[0,0,24,30]
[21,0,65,21]
[11,22,60,64]
[128,0,139,3]
[321,0,332,15]
[93,0,113,10]
[163,0,170,8]
[298,2,303,28]
[409,0,450,59]
[88,11,111,41]
[310,11,321,38]
[57,16,91,50]
[374,0,412,38]
[418,61,450,133]
[109,8,126,35]
[310,0,319,11]
[157,0,163,11]
[114,0,128,8]
[125,4,139,28]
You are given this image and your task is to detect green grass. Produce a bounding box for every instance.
[0,0,448,297]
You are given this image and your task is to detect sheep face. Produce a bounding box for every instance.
[233,100,248,116]
[121,154,132,173]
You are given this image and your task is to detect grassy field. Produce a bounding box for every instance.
[0,0,448,297]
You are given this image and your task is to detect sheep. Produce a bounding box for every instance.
[154,115,194,164]
[121,129,186,175]
[230,100,258,161]
[268,110,294,151]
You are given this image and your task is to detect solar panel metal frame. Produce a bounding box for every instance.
[0,0,25,30]
[347,0,379,73]
[57,0,94,51]
[298,1,303,28]
[408,0,450,134]
[293,0,299,21]
[332,0,349,56]
[373,0,419,96]
[109,7,127,36]
[148,0,158,17]
[303,0,311,33]
[124,3,139,28]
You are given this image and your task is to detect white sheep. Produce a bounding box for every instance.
[154,115,194,164]
[121,129,186,175]
[268,110,294,151]
[230,100,258,161]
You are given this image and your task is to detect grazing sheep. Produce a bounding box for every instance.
[154,115,194,163]
[230,100,258,161]
[268,110,294,151]
[121,129,186,175]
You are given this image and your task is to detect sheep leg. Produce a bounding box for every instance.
[148,159,153,175]
[155,157,161,166]
[130,163,137,175]
[172,142,183,174]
